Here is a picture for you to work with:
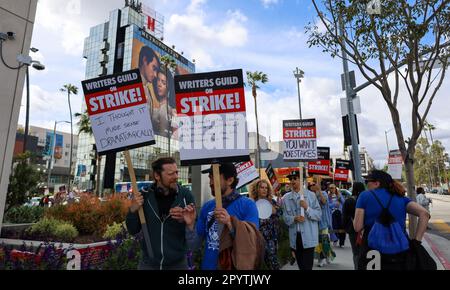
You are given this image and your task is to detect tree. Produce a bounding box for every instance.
[246,71,268,171]
[307,0,449,236]
[160,55,177,157]
[75,111,101,196]
[6,152,41,213]
[60,84,78,191]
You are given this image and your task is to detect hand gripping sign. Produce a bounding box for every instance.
[175,69,250,208]
[81,69,155,259]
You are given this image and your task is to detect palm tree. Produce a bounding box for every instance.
[246,71,268,172]
[75,111,101,196]
[160,55,177,156]
[61,84,78,191]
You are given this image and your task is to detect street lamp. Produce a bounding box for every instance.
[384,128,394,157]
[47,120,70,191]
[16,50,45,153]
[293,67,305,120]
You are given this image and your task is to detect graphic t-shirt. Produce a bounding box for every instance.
[196,197,259,270]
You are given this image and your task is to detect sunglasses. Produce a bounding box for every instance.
[365,179,376,184]
[289,176,299,181]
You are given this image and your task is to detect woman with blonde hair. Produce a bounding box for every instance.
[251,179,283,270]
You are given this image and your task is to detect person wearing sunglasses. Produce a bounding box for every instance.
[354,170,431,270]
[281,170,322,270]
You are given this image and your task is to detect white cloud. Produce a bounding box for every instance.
[18,85,84,134]
[165,1,248,70]
[34,0,97,56]
[261,0,279,8]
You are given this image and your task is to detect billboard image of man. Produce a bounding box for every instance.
[139,46,161,131]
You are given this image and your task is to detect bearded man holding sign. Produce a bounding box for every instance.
[126,157,196,270]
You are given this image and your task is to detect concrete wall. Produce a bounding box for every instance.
[0,0,38,234]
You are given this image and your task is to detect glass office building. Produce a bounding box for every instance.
[75,3,195,192]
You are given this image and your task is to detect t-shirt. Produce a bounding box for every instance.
[356,188,411,230]
[196,197,259,270]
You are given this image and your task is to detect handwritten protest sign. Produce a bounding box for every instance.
[283,119,318,162]
[175,69,249,166]
[81,69,155,155]
[235,161,259,190]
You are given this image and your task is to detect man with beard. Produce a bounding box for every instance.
[182,163,259,270]
[126,157,196,270]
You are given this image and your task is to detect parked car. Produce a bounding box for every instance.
[24,197,42,207]
[431,189,438,194]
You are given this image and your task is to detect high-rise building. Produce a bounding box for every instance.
[75,2,195,192]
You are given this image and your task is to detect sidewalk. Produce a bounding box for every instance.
[282,236,355,270]
[281,234,447,270]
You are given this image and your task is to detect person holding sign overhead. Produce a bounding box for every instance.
[282,170,322,270]
[126,157,196,270]
[250,179,283,270]
[186,163,260,270]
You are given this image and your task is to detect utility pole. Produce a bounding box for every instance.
[339,18,363,183]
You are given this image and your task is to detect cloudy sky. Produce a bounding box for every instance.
[19,0,450,167]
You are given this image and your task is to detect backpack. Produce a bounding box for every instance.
[367,190,410,255]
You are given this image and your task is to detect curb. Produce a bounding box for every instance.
[423,233,450,270]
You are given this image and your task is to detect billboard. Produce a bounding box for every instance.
[130,33,195,139]
[44,132,63,159]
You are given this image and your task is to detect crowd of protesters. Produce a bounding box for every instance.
[126,157,433,271]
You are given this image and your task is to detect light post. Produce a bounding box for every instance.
[47,120,70,191]
[294,68,305,120]
[385,128,393,158]
[17,48,45,153]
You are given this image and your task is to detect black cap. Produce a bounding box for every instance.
[201,163,238,178]
[366,170,393,184]
[286,170,300,179]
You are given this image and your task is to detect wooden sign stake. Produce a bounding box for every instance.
[124,150,154,258]
[213,164,222,209]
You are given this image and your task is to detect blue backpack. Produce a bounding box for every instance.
[367,191,409,254]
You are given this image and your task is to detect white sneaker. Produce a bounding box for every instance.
[326,258,332,264]
[318,259,326,267]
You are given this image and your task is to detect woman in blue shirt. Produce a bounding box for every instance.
[354,170,430,270]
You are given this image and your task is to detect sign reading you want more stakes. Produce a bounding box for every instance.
[283,119,318,161]
[81,69,155,155]
[175,69,249,166]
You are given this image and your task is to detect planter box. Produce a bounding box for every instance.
[0,238,115,269]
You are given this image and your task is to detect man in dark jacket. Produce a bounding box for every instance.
[126,157,196,270]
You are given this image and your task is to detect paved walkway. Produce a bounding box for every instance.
[282,234,446,270]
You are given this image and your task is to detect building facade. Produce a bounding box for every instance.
[25,126,79,189]
[0,0,39,233]
[75,2,195,192]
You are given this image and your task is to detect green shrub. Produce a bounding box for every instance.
[4,206,44,224]
[53,224,78,242]
[45,195,131,236]
[102,222,126,240]
[26,218,78,243]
